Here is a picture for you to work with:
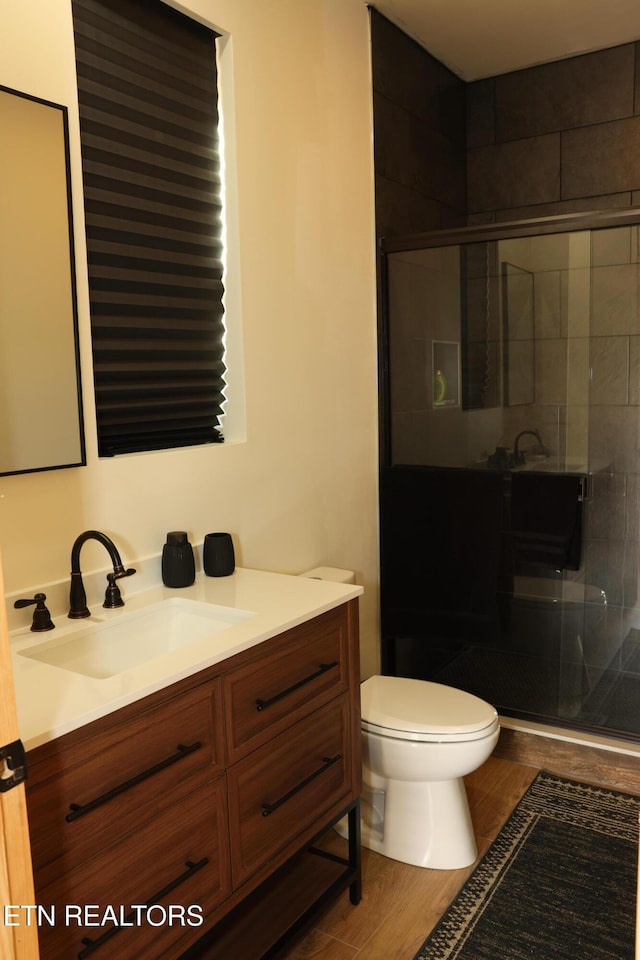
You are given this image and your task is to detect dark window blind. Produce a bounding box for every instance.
[72,0,225,456]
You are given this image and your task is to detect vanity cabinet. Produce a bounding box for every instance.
[26,680,226,890]
[228,694,351,887]
[25,599,361,960]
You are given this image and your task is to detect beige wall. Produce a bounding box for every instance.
[0,0,380,676]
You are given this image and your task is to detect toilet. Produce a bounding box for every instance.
[355,675,499,870]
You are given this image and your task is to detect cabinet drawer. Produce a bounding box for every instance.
[27,678,224,881]
[35,775,230,960]
[228,694,352,887]
[224,605,349,762]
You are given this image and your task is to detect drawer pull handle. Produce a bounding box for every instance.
[78,857,209,958]
[66,741,202,823]
[255,661,339,711]
[261,753,341,817]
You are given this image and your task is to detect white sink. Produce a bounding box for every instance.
[19,598,255,679]
[515,457,588,474]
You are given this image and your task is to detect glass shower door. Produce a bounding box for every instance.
[382,219,640,738]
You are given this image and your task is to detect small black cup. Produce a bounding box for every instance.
[203,532,235,577]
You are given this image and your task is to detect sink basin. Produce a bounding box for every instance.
[19,598,255,679]
[474,456,589,474]
[515,457,588,474]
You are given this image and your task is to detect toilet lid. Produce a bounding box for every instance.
[361,675,498,742]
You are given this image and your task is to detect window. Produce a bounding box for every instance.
[72,0,225,456]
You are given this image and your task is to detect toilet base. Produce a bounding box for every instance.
[338,776,478,870]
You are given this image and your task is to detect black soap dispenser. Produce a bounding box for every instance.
[162,531,196,588]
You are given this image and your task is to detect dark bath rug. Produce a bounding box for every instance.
[413,771,639,960]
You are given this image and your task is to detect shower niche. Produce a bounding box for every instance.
[432,341,460,409]
[380,209,640,741]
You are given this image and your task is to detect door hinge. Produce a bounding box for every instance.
[0,739,27,792]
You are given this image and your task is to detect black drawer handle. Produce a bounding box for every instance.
[261,754,341,817]
[77,857,209,958]
[255,661,338,712]
[66,741,202,823]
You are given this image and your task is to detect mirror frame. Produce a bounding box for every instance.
[0,84,85,478]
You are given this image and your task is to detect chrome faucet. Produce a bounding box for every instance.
[69,530,136,619]
[512,430,548,466]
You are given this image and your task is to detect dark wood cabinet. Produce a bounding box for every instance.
[25,599,361,960]
[227,694,352,887]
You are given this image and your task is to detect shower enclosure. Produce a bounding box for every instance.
[380,209,640,741]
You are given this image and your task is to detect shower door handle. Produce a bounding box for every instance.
[578,476,587,502]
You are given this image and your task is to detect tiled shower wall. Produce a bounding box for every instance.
[468,39,640,651]
[586,226,640,654]
[466,44,640,222]
[466,47,640,660]
[372,11,640,692]
[371,14,640,232]
[370,8,466,238]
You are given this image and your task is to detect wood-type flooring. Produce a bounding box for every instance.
[274,755,537,960]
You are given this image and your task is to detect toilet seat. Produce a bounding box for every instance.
[361,675,499,743]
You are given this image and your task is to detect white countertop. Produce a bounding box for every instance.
[10,567,363,751]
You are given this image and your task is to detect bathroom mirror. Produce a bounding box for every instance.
[0,85,85,476]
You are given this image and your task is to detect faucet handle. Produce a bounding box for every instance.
[14,593,55,632]
[103,567,136,609]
